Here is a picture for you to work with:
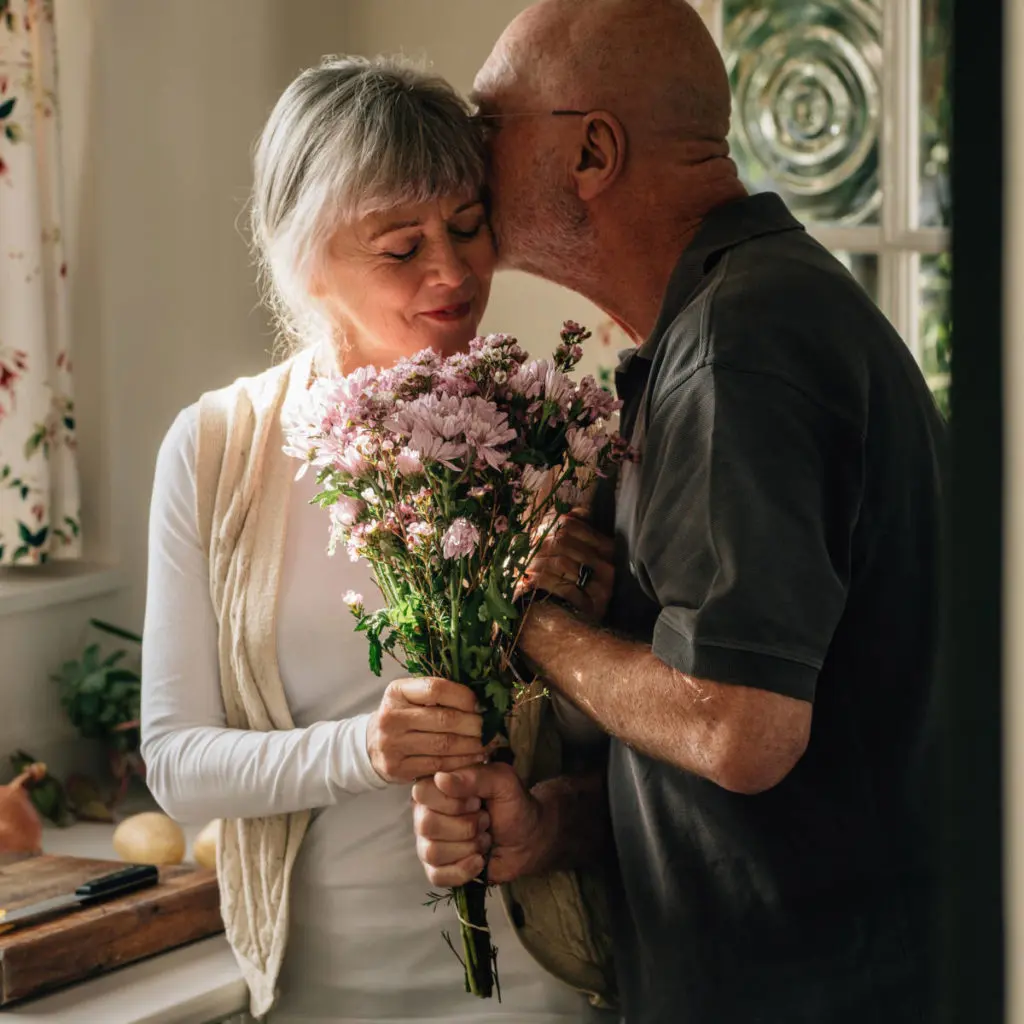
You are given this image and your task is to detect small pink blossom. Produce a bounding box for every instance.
[520,465,558,501]
[343,590,364,611]
[494,516,509,534]
[331,494,364,527]
[332,443,371,477]
[566,426,604,466]
[406,520,434,548]
[396,447,424,475]
[442,518,480,559]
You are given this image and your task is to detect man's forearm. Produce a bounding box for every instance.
[519,602,810,794]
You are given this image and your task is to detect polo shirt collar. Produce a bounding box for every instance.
[632,192,804,363]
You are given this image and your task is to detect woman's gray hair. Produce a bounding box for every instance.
[250,55,486,350]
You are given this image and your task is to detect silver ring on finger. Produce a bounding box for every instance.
[576,562,594,591]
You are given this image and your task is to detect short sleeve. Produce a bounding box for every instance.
[634,363,863,702]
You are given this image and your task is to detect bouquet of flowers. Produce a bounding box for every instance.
[283,322,628,998]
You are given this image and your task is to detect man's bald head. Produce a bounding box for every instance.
[476,0,731,145]
[475,0,743,330]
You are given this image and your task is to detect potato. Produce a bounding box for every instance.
[112,812,185,866]
[192,819,219,870]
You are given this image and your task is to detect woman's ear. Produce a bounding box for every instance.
[570,111,627,202]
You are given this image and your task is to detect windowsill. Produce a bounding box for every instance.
[0,561,125,616]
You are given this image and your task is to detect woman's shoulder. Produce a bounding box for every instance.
[157,351,313,480]
[154,403,200,492]
[201,352,310,413]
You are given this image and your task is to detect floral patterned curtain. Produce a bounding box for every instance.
[0,0,80,564]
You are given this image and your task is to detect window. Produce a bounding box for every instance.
[697,0,952,413]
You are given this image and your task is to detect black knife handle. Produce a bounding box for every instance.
[75,863,159,899]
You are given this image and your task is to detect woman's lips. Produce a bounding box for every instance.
[421,302,472,323]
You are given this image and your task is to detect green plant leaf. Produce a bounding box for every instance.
[483,576,519,636]
[102,668,140,685]
[90,619,142,644]
[483,679,513,715]
[368,637,383,676]
[78,670,110,695]
[81,643,101,673]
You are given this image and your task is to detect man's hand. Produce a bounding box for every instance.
[520,508,615,622]
[411,763,550,886]
[366,677,486,783]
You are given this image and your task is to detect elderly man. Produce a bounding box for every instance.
[413,1,944,1022]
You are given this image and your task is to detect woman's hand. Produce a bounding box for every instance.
[520,508,615,622]
[367,677,486,783]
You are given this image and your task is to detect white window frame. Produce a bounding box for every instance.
[696,0,949,367]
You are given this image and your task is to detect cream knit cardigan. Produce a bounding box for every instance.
[195,353,310,1018]
[193,351,616,1019]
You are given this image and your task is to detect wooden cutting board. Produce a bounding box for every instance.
[0,852,223,1006]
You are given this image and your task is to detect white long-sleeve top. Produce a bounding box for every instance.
[141,404,598,1024]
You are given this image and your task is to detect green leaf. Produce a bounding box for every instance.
[81,643,101,673]
[368,637,383,676]
[509,449,546,466]
[23,426,47,461]
[79,670,109,695]
[0,97,15,119]
[483,679,513,715]
[17,522,48,548]
[483,575,519,636]
[102,668,141,685]
[90,619,141,644]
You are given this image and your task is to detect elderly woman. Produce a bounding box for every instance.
[140,57,603,1023]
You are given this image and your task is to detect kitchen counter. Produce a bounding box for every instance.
[1,815,248,1023]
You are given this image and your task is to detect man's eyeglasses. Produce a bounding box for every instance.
[470,109,588,134]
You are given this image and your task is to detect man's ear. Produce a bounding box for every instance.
[570,111,626,202]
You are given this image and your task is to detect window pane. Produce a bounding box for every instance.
[833,251,879,304]
[723,0,882,226]
[920,0,951,227]
[920,253,951,417]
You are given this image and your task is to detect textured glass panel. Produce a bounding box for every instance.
[920,0,951,227]
[724,0,882,225]
[833,252,879,304]
[920,253,951,417]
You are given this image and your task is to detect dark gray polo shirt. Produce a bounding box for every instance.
[594,194,944,1024]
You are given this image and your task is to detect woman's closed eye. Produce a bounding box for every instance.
[449,218,486,242]
[383,219,486,261]
[385,242,420,262]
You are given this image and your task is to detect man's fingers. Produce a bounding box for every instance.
[417,832,490,865]
[414,803,489,842]
[434,762,524,805]
[422,853,486,888]
[551,514,615,559]
[411,777,482,815]
[394,677,479,713]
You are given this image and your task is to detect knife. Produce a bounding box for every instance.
[0,863,159,934]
